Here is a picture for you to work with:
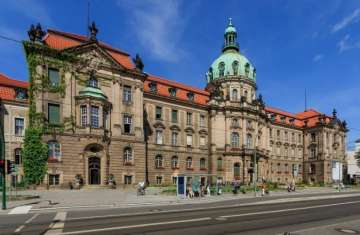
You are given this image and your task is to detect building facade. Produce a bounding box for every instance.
[20,21,347,187]
[347,139,360,183]
[0,73,29,185]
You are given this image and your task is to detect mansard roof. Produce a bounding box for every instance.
[43,29,135,70]
[0,73,28,103]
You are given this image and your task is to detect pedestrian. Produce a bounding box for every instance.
[206,183,211,197]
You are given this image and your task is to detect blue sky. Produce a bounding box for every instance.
[0,0,360,149]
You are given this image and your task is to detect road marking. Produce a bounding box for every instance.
[218,200,360,219]
[31,204,114,211]
[66,193,360,222]
[14,225,25,233]
[9,205,32,215]
[45,212,67,235]
[14,213,39,233]
[59,217,211,234]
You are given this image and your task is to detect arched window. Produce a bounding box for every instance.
[48,141,61,159]
[89,77,98,88]
[246,134,252,148]
[245,63,250,76]
[200,158,206,169]
[218,62,225,77]
[155,155,163,168]
[171,156,178,169]
[232,61,239,75]
[217,157,223,170]
[231,132,240,148]
[186,157,192,169]
[232,89,238,101]
[234,163,241,179]
[232,118,239,128]
[14,148,22,165]
[244,90,248,101]
[124,147,132,164]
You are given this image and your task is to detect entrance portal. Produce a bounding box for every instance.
[88,157,101,185]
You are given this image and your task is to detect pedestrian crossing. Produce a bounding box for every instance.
[8,205,32,214]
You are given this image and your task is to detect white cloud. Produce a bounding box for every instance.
[337,34,360,53]
[312,54,324,62]
[332,8,360,33]
[117,0,187,62]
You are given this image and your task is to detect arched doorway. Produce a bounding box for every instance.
[88,157,101,185]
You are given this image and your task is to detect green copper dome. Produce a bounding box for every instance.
[206,18,256,82]
[79,86,107,100]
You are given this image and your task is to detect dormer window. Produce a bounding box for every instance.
[280,116,286,123]
[187,91,194,101]
[15,88,27,100]
[232,61,239,75]
[149,82,157,93]
[168,87,177,97]
[218,62,225,77]
[245,63,250,76]
[89,77,98,88]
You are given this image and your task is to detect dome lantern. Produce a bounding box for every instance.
[223,18,239,52]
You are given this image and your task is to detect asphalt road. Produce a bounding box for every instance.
[1,192,360,235]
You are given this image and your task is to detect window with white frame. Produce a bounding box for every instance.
[310,148,316,159]
[49,174,60,185]
[15,118,24,136]
[200,114,205,127]
[186,112,192,125]
[80,105,87,126]
[171,156,178,169]
[186,157,192,169]
[123,114,132,134]
[246,134,252,148]
[155,155,163,168]
[186,134,193,146]
[217,157,223,170]
[48,141,61,159]
[156,130,163,144]
[123,85,132,103]
[171,131,178,146]
[14,148,21,165]
[90,106,99,128]
[124,147,132,164]
[124,175,132,184]
[231,132,240,148]
[156,176,162,185]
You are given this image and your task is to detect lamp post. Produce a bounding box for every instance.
[0,100,6,210]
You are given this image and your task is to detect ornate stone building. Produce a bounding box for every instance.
[21,20,347,187]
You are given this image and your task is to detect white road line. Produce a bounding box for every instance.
[59,217,212,235]
[13,213,39,233]
[219,200,360,219]
[9,205,32,215]
[66,193,360,222]
[31,204,114,211]
[14,225,25,233]
[45,212,67,235]
[25,213,39,224]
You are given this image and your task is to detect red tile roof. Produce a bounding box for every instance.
[44,29,135,70]
[0,73,28,102]
[144,75,209,106]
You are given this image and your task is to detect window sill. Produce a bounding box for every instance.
[155,167,164,169]
[171,167,180,170]
[124,162,134,166]
[48,157,61,163]
[123,101,133,106]
[186,168,194,171]
[217,168,224,171]
[200,168,207,171]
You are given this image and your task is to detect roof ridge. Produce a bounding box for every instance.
[0,73,29,88]
[47,29,130,56]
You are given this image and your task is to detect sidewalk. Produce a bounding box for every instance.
[3,187,359,212]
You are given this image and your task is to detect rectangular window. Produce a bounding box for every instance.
[15,149,21,165]
[14,118,24,136]
[171,132,178,146]
[171,110,178,123]
[156,130,163,144]
[49,174,60,185]
[186,112,192,125]
[48,68,60,86]
[156,176,162,185]
[124,175,132,184]
[155,106,162,120]
[123,86,132,103]
[172,176,177,185]
[123,114,132,134]
[298,134,302,143]
[200,114,205,127]
[90,106,99,128]
[48,103,60,124]
[80,105,87,127]
[186,134,193,146]
[200,136,206,146]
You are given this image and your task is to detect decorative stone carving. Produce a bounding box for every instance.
[89,21,98,41]
[133,54,144,71]
[28,23,45,42]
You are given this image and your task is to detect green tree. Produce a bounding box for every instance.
[21,128,48,185]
